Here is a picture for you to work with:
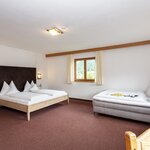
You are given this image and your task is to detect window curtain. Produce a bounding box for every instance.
[67,54,74,84]
[95,51,102,85]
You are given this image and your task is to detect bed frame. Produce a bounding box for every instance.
[0,66,69,121]
[93,99,150,123]
[0,95,69,121]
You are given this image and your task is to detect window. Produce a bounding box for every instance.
[74,57,95,82]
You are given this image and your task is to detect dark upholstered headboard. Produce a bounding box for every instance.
[0,66,36,91]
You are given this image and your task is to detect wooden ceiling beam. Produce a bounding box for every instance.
[45,40,150,57]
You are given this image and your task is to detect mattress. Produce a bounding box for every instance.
[93,105,150,122]
[93,90,150,107]
[0,91,67,106]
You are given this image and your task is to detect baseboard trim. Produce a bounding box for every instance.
[69,97,92,102]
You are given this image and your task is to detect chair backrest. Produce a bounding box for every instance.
[125,129,150,150]
[125,131,138,150]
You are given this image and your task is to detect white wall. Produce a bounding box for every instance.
[0,45,36,67]
[1,44,150,100]
[47,45,150,100]
[36,53,48,88]
[0,44,48,88]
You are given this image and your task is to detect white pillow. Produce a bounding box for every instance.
[31,81,35,87]
[7,81,19,95]
[0,81,10,95]
[30,84,39,91]
[146,86,150,97]
[24,81,32,92]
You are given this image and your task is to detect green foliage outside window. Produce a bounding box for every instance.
[75,57,95,81]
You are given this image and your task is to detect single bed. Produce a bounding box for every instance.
[93,90,150,123]
[0,66,69,121]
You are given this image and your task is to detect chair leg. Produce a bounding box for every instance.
[67,97,70,104]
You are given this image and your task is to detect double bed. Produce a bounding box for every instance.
[0,66,69,121]
[0,91,69,121]
[93,90,150,123]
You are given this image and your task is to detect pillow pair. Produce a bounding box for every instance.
[0,81,19,95]
[24,81,38,92]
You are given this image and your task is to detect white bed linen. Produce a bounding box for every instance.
[8,92,49,101]
[0,92,51,105]
[93,90,150,107]
[30,89,68,97]
[0,91,67,106]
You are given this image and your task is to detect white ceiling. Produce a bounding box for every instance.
[0,0,150,54]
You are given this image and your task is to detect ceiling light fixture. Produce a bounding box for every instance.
[46,27,63,36]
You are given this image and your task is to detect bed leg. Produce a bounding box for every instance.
[27,112,30,121]
[67,97,69,104]
[94,112,98,116]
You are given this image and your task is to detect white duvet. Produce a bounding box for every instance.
[8,92,49,101]
[30,89,68,97]
[93,90,150,107]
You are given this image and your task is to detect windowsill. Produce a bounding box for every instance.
[74,80,95,83]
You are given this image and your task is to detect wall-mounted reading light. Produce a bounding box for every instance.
[37,72,42,80]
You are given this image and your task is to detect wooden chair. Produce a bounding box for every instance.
[125,128,150,150]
